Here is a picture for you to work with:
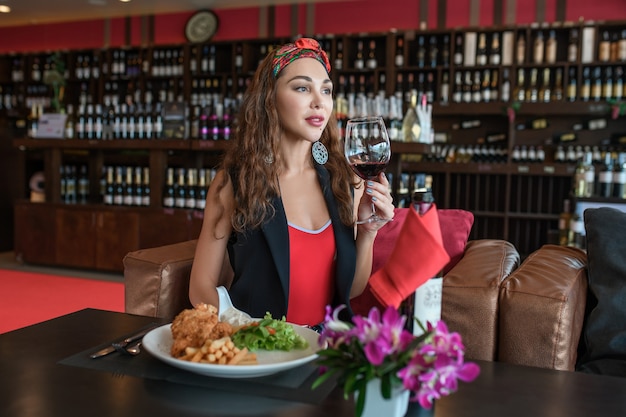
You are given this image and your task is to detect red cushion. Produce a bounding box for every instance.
[351,207,474,316]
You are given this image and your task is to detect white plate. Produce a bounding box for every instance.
[142,323,322,379]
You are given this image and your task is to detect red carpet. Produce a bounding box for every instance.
[0,269,124,334]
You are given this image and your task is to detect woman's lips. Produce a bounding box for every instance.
[306,116,325,127]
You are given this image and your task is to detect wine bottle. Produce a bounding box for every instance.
[113,166,124,206]
[545,30,557,64]
[354,40,364,69]
[428,35,438,67]
[568,29,579,62]
[516,32,526,64]
[573,152,595,198]
[527,68,539,102]
[174,168,187,209]
[454,34,464,65]
[440,72,450,105]
[366,40,377,69]
[515,68,526,102]
[567,67,578,102]
[619,29,626,62]
[553,68,564,101]
[335,40,344,70]
[104,166,114,205]
[501,68,511,102]
[163,168,175,208]
[489,32,501,65]
[123,166,134,206]
[476,33,487,66]
[185,168,197,210]
[603,67,614,100]
[612,153,626,199]
[417,36,426,68]
[599,152,614,198]
[533,30,545,64]
[539,68,551,102]
[598,30,611,62]
[580,67,591,101]
[394,37,404,67]
[615,66,624,100]
[142,167,150,207]
[133,166,143,206]
[78,165,89,204]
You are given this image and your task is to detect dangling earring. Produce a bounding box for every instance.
[312,141,328,165]
[264,152,274,164]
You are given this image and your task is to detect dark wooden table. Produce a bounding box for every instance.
[1,309,625,417]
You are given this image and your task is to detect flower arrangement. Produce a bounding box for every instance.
[312,305,480,417]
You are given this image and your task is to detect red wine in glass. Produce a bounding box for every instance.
[344,116,391,224]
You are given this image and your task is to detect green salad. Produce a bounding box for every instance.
[231,313,309,351]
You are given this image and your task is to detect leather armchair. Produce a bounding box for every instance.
[124,239,588,372]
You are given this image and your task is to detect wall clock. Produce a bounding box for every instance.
[185,10,219,43]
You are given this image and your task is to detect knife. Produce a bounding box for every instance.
[90,324,158,359]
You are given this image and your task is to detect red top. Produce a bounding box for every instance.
[286,220,335,326]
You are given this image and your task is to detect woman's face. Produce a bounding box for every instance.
[275,57,334,144]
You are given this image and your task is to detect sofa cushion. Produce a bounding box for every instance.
[577,207,626,377]
[123,240,196,320]
[351,207,474,316]
[499,244,587,371]
[443,239,519,362]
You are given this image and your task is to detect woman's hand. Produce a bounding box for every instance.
[357,172,395,232]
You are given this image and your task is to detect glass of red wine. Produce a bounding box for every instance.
[344,115,391,224]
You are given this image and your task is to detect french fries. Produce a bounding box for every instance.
[179,336,258,365]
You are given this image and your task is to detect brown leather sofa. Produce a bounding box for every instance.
[123,239,588,372]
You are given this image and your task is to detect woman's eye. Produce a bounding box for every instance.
[295,86,308,92]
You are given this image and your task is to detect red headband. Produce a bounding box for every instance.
[272,38,331,77]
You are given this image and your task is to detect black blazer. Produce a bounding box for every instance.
[227,164,356,320]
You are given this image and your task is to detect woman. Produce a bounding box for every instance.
[189,38,394,326]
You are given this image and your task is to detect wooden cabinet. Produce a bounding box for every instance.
[6,20,626,269]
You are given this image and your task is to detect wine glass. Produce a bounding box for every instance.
[344,115,392,224]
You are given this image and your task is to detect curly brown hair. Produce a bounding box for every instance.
[211,46,357,234]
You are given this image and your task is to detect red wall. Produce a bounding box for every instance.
[0,0,625,53]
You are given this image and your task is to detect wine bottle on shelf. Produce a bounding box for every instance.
[580,67,591,101]
[104,166,114,205]
[185,168,197,210]
[354,40,364,69]
[453,33,464,65]
[603,67,614,100]
[441,35,450,66]
[573,152,595,198]
[142,167,150,207]
[78,165,89,204]
[619,29,626,62]
[196,168,207,211]
[533,30,545,64]
[613,153,626,199]
[490,69,499,101]
[599,152,614,198]
[598,30,611,62]
[123,166,134,206]
[553,68,564,101]
[615,66,624,100]
[568,29,579,62]
[476,33,487,66]
[515,68,526,102]
[163,168,175,208]
[501,68,511,102]
[489,32,501,65]
[440,72,450,104]
[428,35,438,67]
[539,68,551,102]
[366,40,377,69]
[567,67,578,102]
[591,67,602,101]
[453,71,463,103]
[527,68,539,102]
[516,32,526,64]
[133,167,143,206]
[335,40,344,70]
[545,30,557,64]
[174,168,187,209]
[417,36,426,68]
[394,36,404,67]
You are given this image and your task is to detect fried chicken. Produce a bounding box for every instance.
[170,303,234,357]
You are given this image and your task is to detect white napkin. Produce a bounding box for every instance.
[216,286,254,326]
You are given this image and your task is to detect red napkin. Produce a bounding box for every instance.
[368,204,450,309]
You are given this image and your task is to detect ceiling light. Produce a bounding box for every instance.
[0,5,11,13]
[119,0,132,3]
